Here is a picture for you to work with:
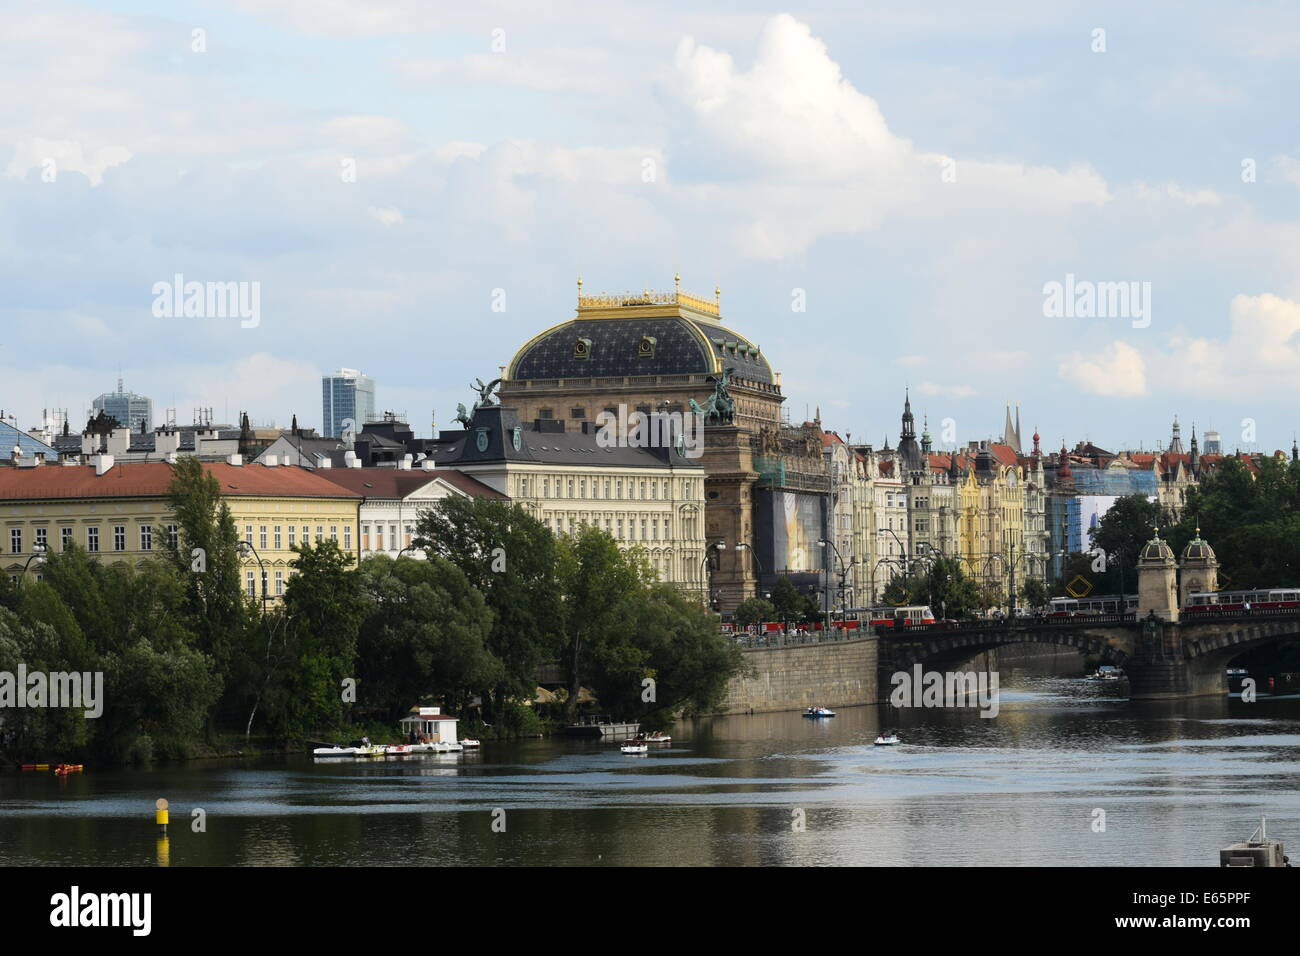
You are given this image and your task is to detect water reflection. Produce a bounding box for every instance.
[2,677,1297,866]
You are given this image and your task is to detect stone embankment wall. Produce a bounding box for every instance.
[714,637,880,715]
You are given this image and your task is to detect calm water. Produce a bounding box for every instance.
[3,677,1298,866]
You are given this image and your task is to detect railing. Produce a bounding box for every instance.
[876,613,1136,637]
[732,629,867,650]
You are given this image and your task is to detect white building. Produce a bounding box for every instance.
[315,464,506,558]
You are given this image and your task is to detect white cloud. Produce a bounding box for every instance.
[5,138,132,186]
[1058,341,1147,398]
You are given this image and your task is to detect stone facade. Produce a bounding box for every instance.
[714,637,881,714]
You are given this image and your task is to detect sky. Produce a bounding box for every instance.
[3,0,1300,453]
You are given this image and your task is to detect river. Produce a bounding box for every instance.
[3,677,1298,866]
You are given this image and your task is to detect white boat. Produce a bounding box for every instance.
[620,742,649,754]
[874,734,901,746]
[640,731,671,743]
[312,746,357,757]
[459,738,481,749]
[353,744,386,757]
[803,707,836,718]
[384,744,416,756]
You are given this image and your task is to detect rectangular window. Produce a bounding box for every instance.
[61,527,73,551]
[113,526,126,552]
[275,570,284,596]
[316,526,323,542]
[289,525,297,549]
[260,526,268,550]
[274,526,282,550]
[166,525,179,550]
[9,529,20,554]
[330,525,338,543]
[245,525,253,546]
[570,407,585,419]
[246,571,255,596]
[344,526,352,550]
[140,526,153,551]
[35,527,48,553]
[87,527,99,553]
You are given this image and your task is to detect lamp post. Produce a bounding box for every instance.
[817,538,850,624]
[237,540,269,612]
[21,542,47,581]
[699,540,725,611]
[734,541,764,589]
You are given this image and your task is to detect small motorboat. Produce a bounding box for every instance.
[803,707,836,718]
[621,742,649,754]
[353,744,386,757]
[874,733,901,746]
[312,746,357,758]
[383,744,416,757]
[640,731,671,743]
[459,738,481,749]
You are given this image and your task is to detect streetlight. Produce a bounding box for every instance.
[817,538,850,624]
[699,540,725,611]
[237,540,270,611]
[21,542,47,581]
[734,541,764,585]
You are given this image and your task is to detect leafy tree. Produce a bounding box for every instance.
[163,456,246,727]
[251,539,367,744]
[769,576,803,625]
[556,526,648,721]
[588,584,746,720]
[732,597,775,628]
[416,498,563,722]
[357,554,498,721]
[1020,576,1050,611]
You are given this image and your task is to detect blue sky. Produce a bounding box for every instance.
[4,0,1300,453]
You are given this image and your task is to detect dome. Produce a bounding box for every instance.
[506,284,773,385]
[1139,533,1175,563]
[1180,529,1217,564]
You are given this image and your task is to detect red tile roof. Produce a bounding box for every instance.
[315,468,506,500]
[0,461,363,501]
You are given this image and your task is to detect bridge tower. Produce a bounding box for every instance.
[1136,529,1179,623]
[1179,528,1219,608]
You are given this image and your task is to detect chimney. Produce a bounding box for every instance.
[317,456,332,469]
[227,453,243,466]
[264,454,278,467]
[399,454,413,470]
[344,450,360,468]
[93,454,114,476]
[80,432,96,456]
[421,460,436,471]
[107,427,131,456]
[155,428,181,457]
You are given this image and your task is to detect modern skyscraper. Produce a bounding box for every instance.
[321,368,376,439]
[92,378,153,433]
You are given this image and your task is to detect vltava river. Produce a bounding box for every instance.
[3,677,1297,866]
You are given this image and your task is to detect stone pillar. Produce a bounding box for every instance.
[1178,531,1219,609]
[702,424,757,612]
[1136,532,1179,623]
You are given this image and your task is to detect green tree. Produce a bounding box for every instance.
[416,498,563,723]
[732,597,775,628]
[769,575,803,626]
[357,554,498,721]
[556,526,648,721]
[1020,576,1050,611]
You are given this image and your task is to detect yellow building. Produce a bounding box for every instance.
[955,443,1027,602]
[0,456,361,601]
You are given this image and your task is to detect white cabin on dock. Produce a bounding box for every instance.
[400,706,458,743]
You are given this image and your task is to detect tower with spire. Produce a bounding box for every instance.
[1003,403,1022,455]
[897,390,923,473]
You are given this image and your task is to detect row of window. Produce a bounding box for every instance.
[243,524,353,551]
[544,514,689,542]
[521,476,697,501]
[361,525,416,552]
[10,524,178,555]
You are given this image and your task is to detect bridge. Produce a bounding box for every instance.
[877,608,1300,699]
